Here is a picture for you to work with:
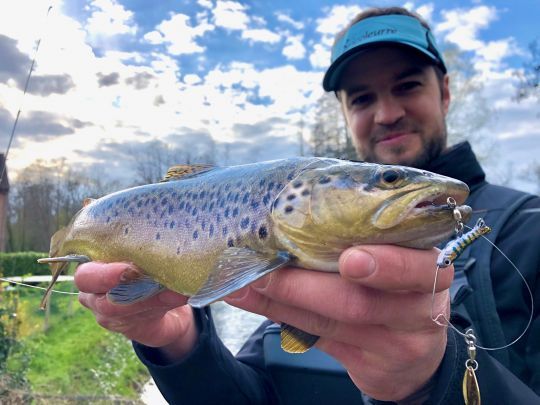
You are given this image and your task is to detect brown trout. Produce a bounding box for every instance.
[40,157,471,352]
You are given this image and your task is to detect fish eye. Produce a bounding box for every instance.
[381,169,402,185]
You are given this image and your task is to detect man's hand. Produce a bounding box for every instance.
[224,245,453,401]
[75,262,198,362]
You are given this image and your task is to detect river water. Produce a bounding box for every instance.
[140,302,266,404]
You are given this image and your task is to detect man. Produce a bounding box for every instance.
[75,7,540,403]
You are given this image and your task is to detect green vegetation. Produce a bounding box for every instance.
[0,252,50,277]
[2,283,150,403]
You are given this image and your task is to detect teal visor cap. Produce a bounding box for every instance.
[323,14,447,91]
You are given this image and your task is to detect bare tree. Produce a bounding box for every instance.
[514,38,540,105]
[310,92,357,160]
[129,139,216,185]
[7,159,119,252]
[444,46,495,163]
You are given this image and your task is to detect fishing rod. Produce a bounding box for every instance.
[0,5,53,183]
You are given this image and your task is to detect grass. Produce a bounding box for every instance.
[4,283,150,402]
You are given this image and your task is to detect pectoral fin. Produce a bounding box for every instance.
[107,269,164,305]
[188,248,291,308]
[281,323,319,353]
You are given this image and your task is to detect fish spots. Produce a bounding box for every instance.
[293,180,303,189]
[193,230,199,240]
[156,232,161,240]
[240,217,250,229]
[209,224,214,237]
[301,189,310,197]
[106,216,111,223]
[124,227,129,235]
[192,207,198,216]
[258,225,268,239]
[242,193,250,204]
[227,238,234,247]
[284,206,294,214]
[161,198,168,206]
[170,221,175,229]
[232,207,239,217]
[168,205,174,215]
[224,207,230,218]
[251,200,260,210]
[179,201,185,210]
[287,194,296,201]
[262,194,271,206]
[137,200,143,208]
[287,171,295,181]
[319,176,331,184]
[222,225,228,236]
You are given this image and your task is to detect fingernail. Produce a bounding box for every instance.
[225,287,249,302]
[342,249,376,279]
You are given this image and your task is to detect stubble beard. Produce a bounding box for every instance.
[360,128,447,169]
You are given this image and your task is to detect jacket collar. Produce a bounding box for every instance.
[424,141,487,192]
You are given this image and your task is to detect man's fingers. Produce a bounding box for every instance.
[75,262,130,293]
[78,289,188,317]
[339,245,454,292]
[227,271,449,330]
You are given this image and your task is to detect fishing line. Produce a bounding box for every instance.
[0,5,53,183]
[431,222,535,351]
[0,276,78,295]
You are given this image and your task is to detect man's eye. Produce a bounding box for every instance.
[396,81,421,92]
[351,94,373,106]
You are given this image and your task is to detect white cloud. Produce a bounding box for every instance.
[282,35,306,60]
[183,73,202,85]
[276,13,304,30]
[85,0,136,36]
[213,1,250,30]
[436,5,498,51]
[315,5,362,38]
[197,0,213,9]
[436,6,518,75]
[310,43,330,69]
[242,28,281,44]
[143,13,213,55]
[416,3,435,22]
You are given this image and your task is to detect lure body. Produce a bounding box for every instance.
[437,218,491,268]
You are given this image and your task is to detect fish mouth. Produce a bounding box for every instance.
[373,183,470,229]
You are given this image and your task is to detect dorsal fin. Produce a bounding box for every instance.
[83,198,95,207]
[160,164,215,182]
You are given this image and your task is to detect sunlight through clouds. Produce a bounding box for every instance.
[0,1,537,192]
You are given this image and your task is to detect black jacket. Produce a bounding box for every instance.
[134,142,540,404]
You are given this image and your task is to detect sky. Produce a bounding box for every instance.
[0,0,538,192]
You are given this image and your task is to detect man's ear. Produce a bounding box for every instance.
[442,75,450,115]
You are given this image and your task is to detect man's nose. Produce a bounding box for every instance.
[374,96,405,125]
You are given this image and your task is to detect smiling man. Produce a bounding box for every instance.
[74,6,540,404]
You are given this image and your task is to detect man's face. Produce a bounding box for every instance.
[338,47,450,168]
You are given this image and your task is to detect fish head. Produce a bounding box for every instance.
[272,161,471,250]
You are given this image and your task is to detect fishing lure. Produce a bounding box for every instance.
[436,218,491,268]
